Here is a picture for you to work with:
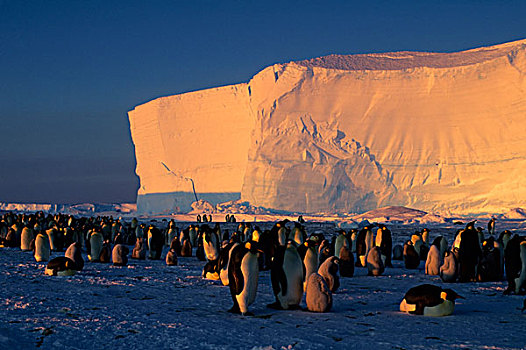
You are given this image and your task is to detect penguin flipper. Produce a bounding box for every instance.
[232,266,244,296]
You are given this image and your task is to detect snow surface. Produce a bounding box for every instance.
[129,39,526,215]
[1,219,525,350]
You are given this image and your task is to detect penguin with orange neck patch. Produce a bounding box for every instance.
[400,284,463,316]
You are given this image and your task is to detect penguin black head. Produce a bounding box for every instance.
[465,220,477,230]
[442,289,464,301]
[245,241,263,254]
[304,240,316,248]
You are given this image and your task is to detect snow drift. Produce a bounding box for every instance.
[129,39,526,215]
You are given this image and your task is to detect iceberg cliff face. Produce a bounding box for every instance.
[129,39,526,215]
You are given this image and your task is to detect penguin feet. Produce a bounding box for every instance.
[286,304,302,311]
[267,301,283,310]
[228,306,241,314]
[241,312,254,317]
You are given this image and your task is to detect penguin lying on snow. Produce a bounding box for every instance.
[45,257,77,276]
[400,284,463,316]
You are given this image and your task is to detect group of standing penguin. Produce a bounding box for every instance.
[1,211,525,318]
[395,220,526,296]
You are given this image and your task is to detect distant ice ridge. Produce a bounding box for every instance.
[0,202,136,216]
[129,39,526,215]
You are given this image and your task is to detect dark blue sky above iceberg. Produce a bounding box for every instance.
[1,0,525,203]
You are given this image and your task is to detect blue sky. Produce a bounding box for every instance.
[1,0,525,203]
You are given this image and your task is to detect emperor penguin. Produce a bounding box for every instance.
[400,284,463,316]
[203,229,220,262]
[432,236,448,260]
[297,240,319,291]
[46,227,58,251]
[421,228,430,245]
[34,232,51,262]
[228,241,260,316]
[504,235,524,293]
[99,240,111,263]
[425,243,441,276]
[89,231,103,262]
[499,230,513,251]
[165,238,179,266]
[166,224,178,247]
[440,250,459,283]
[338,245,354,277]
[392,244,404,260]
[45,257,77,276]
[375,224,393,267]
[180,238,192,257]
[277,226,288,247]
[268,240,304,310]
[367,246,385,276]
[147,225,164,260]
[132,237,146,260]
[334,230,349,259]
[219,242,240,286]
[65,242,84,271]
[458,222,482,282]
[112,244,129,266]
[355,226,373,267]
[318,256,340,292]
[189,225,198,247]
[291,223,306,246]
[477,237,501,282]
[513,241,526,294]
[403,241,420,269]
[318,240,332,266]
[349,229,358,253]
[487,218,496,236]
[20,226,34,251]
[305,272,332,313]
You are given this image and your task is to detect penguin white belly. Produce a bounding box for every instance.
[20,228,33,251]
[147,232,155,258]
[293,229,303,246]
[45,268,76,276]
[204,239,219,261]
[89,235,103,261]
[279,250,304,309]
[514,242,526,293]
[34,235,51,262]
[423,300,455,317]
[453,233,462,250]
[236,252,259,314]
[334,236,346,259]
[189,230,197,246]
[303,249,318,291]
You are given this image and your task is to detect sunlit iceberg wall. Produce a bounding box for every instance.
[130,40,526,215]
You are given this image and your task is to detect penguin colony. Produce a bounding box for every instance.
[1,212,525,318]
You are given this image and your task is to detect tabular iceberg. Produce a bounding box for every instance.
[129,39,526,215]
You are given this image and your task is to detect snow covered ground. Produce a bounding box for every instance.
[1,220,525,350]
